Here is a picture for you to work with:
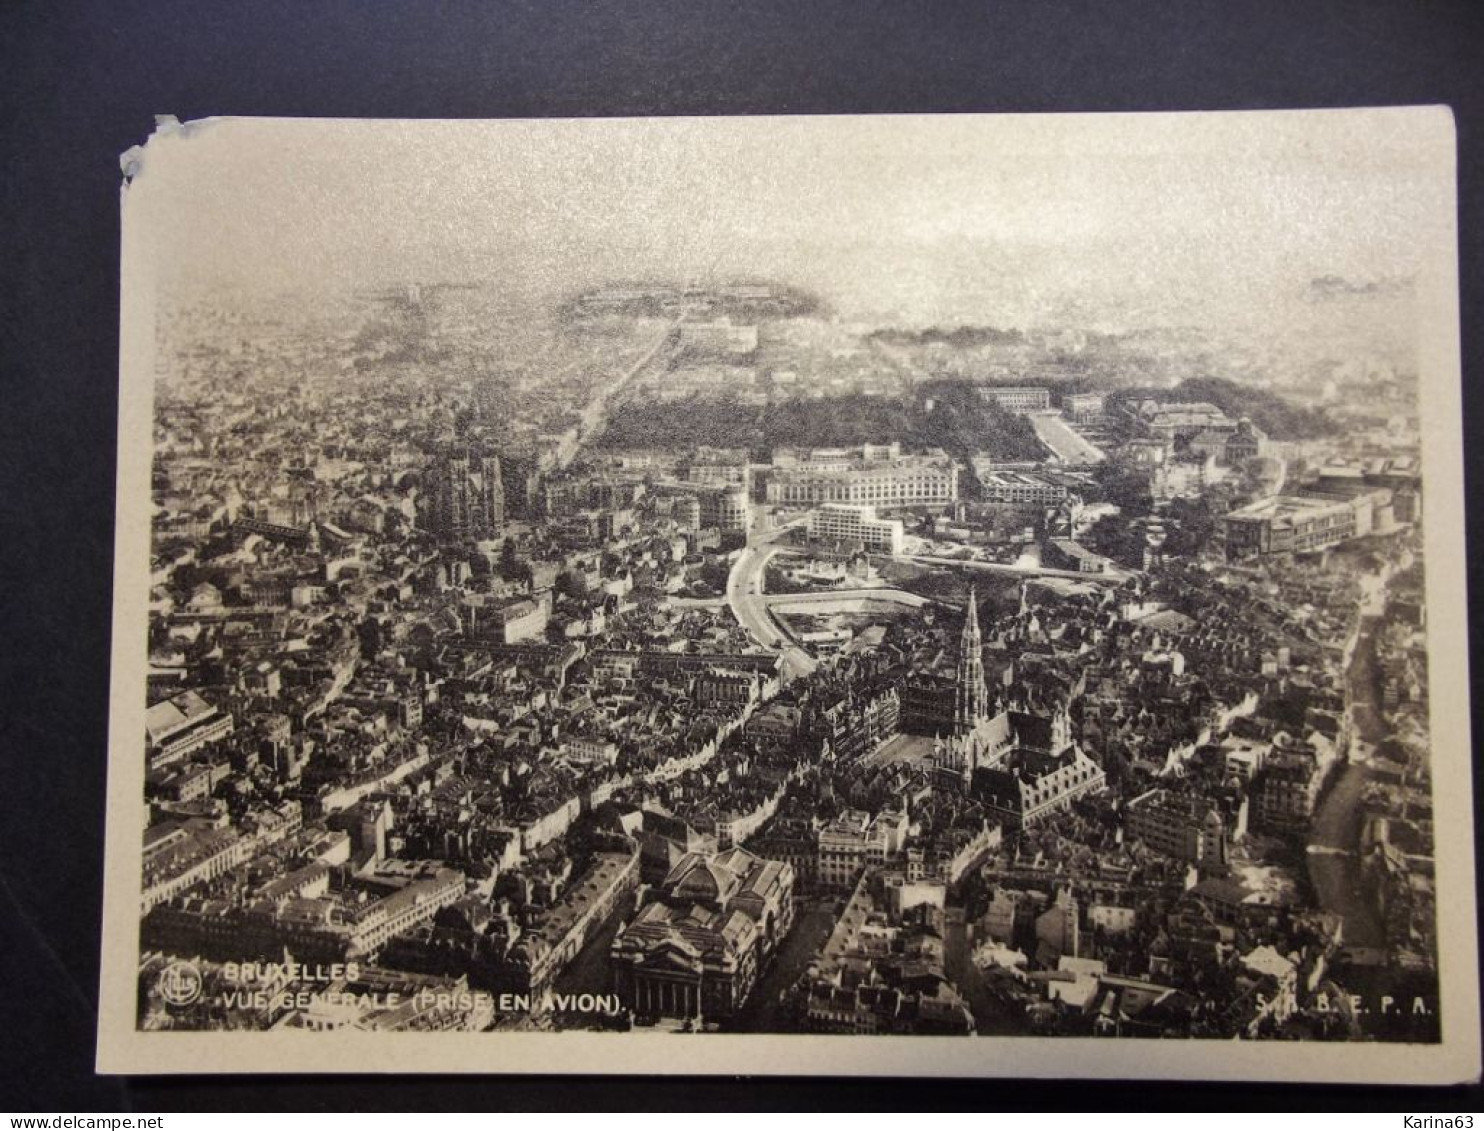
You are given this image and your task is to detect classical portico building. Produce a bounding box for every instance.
[611,846,794,1024]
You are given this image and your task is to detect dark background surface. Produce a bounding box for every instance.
[2,0,1482,1111]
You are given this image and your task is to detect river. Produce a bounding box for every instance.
[943,908,1032,1036]
[1304,612,1386,948]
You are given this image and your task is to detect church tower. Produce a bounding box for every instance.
[954,586,989,734]
[429,443,504,545]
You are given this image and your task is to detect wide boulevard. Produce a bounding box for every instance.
[725,519,818,682]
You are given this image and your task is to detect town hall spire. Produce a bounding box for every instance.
[955,586,989,734]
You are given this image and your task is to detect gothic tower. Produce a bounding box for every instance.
[430,444,504,545]
[954,586,989,734]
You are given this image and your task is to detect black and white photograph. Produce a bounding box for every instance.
[94,109,1478,1082]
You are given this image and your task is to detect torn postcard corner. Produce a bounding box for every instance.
[120,114,221,186]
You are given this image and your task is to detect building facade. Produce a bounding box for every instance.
[1252,747,1321,834]
[428,445,504,544]
[766,449,958,511]
[611,847,795,1023]
[976,386,1051,414]
[1223,490,1389,558]
[980,471,1069,506]
[808,503,905,554]
[1125,788,1229,872]
[145,690,234,771]
[1064,392,1107,423]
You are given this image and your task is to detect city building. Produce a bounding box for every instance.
[1223,418,1267,464]
[1125,788,1229,872]
[803,879,974,1035]
[141,819,251,912]
[487,598,548,644]
[678,319,759,357]
[976,386,1051,414]
[1252,744,1322,835]
[1063,392,1107,423]
[1035,887,1081,963]
[1042,538,1108,574]
[980,470,1070,507]
[143,861,467,963]
[765,446,958,511]
[807,503,905,555]
[1222,489,1390,558]
[697,484,750,533]
[506,850,641,1000]
[427,445,504,544]
[1129,400,1235,443]
[145,690,234,771]
[611,846,794,1022]
[935,633,1106,826]
[900,671,959,737]
[968,738,1105,829]
[653,482,750,533]
[684,447,752,487]
[816,808,907,890]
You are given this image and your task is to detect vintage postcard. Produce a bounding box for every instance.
[98,109,1478,1081]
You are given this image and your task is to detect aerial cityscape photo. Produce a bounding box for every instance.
[126,116,1445,1045]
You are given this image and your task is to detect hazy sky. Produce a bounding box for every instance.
[126,109,1455,331]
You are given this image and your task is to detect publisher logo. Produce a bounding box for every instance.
[157,960,203,1007]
